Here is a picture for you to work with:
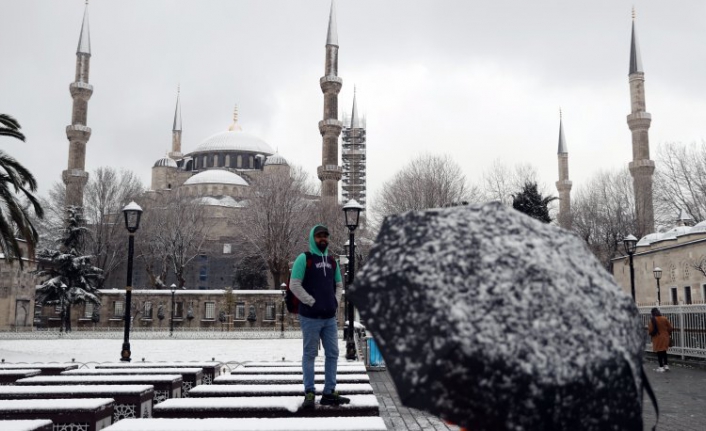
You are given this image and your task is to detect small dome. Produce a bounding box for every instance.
[183,169,248,186]
[153,157,177,168]
[192,130,274,155]
[690,220,706,235]
[637,233,661,247]
[264,153,288,166]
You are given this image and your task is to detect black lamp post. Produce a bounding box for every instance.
[280,283,286,338]
[170,283,176,337]
[623,234,638,302]
[121,201,143,362]
[343,199,364,361]
[653,267,662,306]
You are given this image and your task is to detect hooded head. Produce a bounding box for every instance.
[309,224,330,256]
[651,307,661,317]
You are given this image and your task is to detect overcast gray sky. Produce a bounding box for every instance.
[2,0,705,211]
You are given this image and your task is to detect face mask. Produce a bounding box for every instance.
[316,242,328,252]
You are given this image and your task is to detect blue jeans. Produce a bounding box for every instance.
[300,315,339,394]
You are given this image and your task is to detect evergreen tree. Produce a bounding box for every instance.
[512,182,557,224]
[35,206,103,332]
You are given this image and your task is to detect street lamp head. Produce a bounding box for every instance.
[122,201,143,233]
[653,267,663,280]
[623,234,638,255]
[342,199,364,232]
[170,283,177,294]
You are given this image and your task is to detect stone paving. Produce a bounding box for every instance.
[369,359,706,431]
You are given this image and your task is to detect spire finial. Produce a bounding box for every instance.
[629,9,643,74]
[558,110,568,154]
[326,0,338,46]
[228,105,242,131]
[632,6,636,20]
[77,1,91,55]
[172,85,182,132]
[559,107,562,120]
[351,86,361,128]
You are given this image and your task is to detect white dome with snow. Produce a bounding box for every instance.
[264,153,288,166]
[183,169,248,186]
[193,130,274,155]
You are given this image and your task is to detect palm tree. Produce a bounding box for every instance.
[0,114,44,267]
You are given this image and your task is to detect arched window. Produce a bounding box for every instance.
[683,263,690,280]
[225,155,230,166]
[249,156,254,168]
[669,264,677,283]
[237,155,242,168]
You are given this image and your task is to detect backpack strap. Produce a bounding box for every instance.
[641,367,659,431]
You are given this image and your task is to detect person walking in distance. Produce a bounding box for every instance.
[648,307,673,372]
[289,224,350,408]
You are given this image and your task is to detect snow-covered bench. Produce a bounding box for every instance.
[102,417,388,431]
[0,369,41,385]
[152,395,380,419]
[0,399,113,431]
[95,362,223,385]
[0,385,154,422]
[241,361,365,367]
[15,375,182,404]
[0,420,53,431]
[229,365,367,374]
[189,383,374,397]
[62,368,202,396]
[214,374,370,385]
[0,363,79,375]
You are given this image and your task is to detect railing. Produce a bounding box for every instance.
[0,328,349,340]
[638,304,706,359]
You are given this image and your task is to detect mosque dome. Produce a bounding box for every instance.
[192,130,274,155]
[690,220,706,235]
[183,169,248,186]
[264,153,288,166]
[153,157,177,168]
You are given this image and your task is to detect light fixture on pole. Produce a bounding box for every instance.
[60,283,67,334]
[280,282,287,338]
[342,199,364,360]
[170,283,177,337]
[623,234,638,302]
[121,201,143,362]
[653,267,662,306]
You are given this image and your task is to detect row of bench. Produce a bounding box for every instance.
[0,361,388,430]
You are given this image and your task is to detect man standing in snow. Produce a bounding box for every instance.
[289,224,350,409]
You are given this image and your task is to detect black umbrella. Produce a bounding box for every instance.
[349,202,646,431]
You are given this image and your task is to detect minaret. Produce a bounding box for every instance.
[63,1,93,208]
[627,9,655,237]
[169,86,183,159]
[342,87,367,211]
[555,110,572,229]
[317,0,343,205]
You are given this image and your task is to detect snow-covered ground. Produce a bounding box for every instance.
[0,339,346,364]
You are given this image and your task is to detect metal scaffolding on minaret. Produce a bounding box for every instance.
[342,88,367,214]
[317,0,343,206]
[63,0,93,209]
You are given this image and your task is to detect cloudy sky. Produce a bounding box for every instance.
[1,0,705,213]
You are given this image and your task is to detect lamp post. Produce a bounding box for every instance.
[280,283,286,338]
[60,283,67,334]
[170,283,176,337]
[343,199,364,360]
[121,201,143,362]
[653,267,662,306]
[623,234,638,302]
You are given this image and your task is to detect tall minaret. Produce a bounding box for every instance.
[627,9,655,237]
[169,86,183,160]
[342,87,367,210]
[317,0,343,205]
[63,1,92,208]
[555,110,572,229]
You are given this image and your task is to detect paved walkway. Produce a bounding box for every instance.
[369,359,706,431]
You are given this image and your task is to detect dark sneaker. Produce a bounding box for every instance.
[302,391,316,409]
[320,391,351,406]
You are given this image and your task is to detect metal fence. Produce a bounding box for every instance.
[0,328,319,340]
[638,304,706,359]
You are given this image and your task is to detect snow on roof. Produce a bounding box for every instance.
[184,169,248,186]
[192,130,274,155]
[230,366,366,374]
[98,289,279,295]
[102,417,387,431]
[0,370,40,376]
[96,362,220,368]
[214,374,370,383]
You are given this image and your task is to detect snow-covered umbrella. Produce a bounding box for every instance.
[348,201,647,431]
